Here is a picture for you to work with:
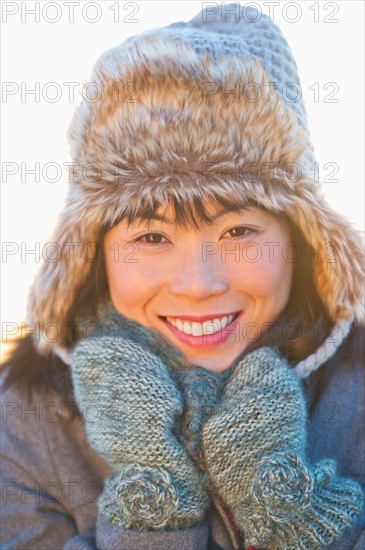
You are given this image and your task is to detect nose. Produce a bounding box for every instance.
[168,246,229,300]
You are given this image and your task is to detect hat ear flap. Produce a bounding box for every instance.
[26,208,102,356]
[288,195,364,324]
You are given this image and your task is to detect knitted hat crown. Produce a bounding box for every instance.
[26,3,364,373]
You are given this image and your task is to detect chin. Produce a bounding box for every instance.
[184,356,234,373]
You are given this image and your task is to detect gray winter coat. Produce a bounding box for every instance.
[1,334,364,550]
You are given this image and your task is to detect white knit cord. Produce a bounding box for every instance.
[294,316,354,380]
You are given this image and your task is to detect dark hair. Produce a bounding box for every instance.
[0,203,350,409]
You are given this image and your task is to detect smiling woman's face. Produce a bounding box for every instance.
[103,202,294,372]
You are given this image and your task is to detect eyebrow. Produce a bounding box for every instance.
[136,205,250,225]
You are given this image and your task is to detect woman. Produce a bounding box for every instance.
[1,4,364,549]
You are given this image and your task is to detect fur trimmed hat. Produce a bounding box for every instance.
[26,4,364,376]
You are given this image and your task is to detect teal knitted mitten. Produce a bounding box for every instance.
[201,347,364,549]
[70,301,209,530]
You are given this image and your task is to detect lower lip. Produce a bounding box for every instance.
[159,312,242,348]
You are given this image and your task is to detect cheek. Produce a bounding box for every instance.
[257,257,293,299]
[105,261,141,302]
[228,242,293,298]
[103,249,163,312]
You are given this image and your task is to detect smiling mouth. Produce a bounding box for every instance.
[160,311,241,337]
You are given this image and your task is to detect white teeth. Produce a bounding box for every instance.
[165,313,237,336]
[192,322,203,337]
[183,321,192,335]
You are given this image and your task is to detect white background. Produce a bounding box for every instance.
[1,1,364,349]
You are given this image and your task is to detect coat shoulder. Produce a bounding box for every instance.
[304,322,365,486]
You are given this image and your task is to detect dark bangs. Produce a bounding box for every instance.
[102,192,263,233]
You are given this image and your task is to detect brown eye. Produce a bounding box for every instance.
[137,233,165,244]
[225,226,255,238]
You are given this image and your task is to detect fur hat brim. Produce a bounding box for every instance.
[26,34,364,356]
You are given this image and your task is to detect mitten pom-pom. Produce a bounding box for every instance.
[251,452,313,522]
[98,463,179,529]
